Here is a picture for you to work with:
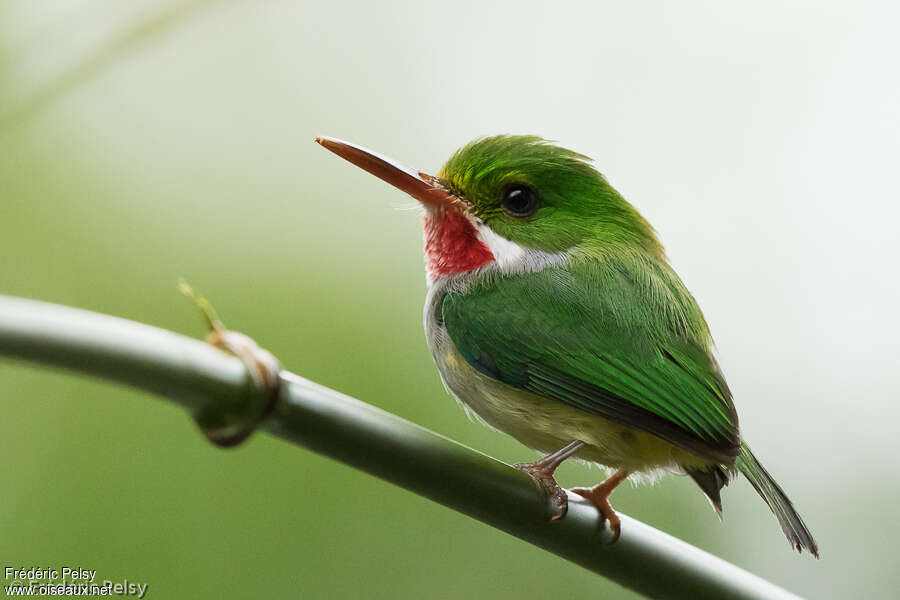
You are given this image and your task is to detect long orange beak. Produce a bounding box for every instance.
[315,136,458,208]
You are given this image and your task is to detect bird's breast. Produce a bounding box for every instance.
[422,279,708,474]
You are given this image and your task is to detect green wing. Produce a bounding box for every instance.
[441,254,740,460]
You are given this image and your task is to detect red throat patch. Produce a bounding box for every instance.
[424,209,494,278]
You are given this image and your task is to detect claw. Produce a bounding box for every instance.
[515,462,570,521]
[570,469,630,544]
[511,441,586,521]
[609,519,621,544]
[571,487,621,543]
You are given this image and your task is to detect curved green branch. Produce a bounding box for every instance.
[0,295,803,600]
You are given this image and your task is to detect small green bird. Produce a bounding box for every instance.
[316,135,818,556]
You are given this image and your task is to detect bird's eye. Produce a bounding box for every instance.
[500,183,540,218]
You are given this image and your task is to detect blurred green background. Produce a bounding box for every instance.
[2,1,898,598]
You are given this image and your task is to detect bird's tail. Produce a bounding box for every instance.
[736,442,819,558]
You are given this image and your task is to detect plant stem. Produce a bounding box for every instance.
[0,295,803,600]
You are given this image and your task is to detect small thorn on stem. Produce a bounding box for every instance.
[179,279,281,447]
[178,277,224,333]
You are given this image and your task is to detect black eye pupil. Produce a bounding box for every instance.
[501,184,539,217]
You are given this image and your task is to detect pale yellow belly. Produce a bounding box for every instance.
[434,335,716,475]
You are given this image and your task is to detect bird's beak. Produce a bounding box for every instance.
[315,136,458,208]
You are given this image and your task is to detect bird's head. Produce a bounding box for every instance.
[316,135,662,280]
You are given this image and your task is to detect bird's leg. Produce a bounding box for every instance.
[571,470,631,543]
[515,440,586,521]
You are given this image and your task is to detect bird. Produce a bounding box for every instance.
[315,134,818,557]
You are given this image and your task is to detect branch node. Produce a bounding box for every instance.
[180,280,282,447]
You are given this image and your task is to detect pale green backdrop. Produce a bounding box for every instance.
[2,1,898,598]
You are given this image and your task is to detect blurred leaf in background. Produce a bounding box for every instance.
[1,1,899,598]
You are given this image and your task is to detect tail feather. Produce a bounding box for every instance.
[736,442,819,558]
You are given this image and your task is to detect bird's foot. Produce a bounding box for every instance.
[514,461,570,521]
[570,486,621,543]
[570,470,630,544]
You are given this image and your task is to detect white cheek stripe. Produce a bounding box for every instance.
[471,219,570,275]
[473,222,528,269]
